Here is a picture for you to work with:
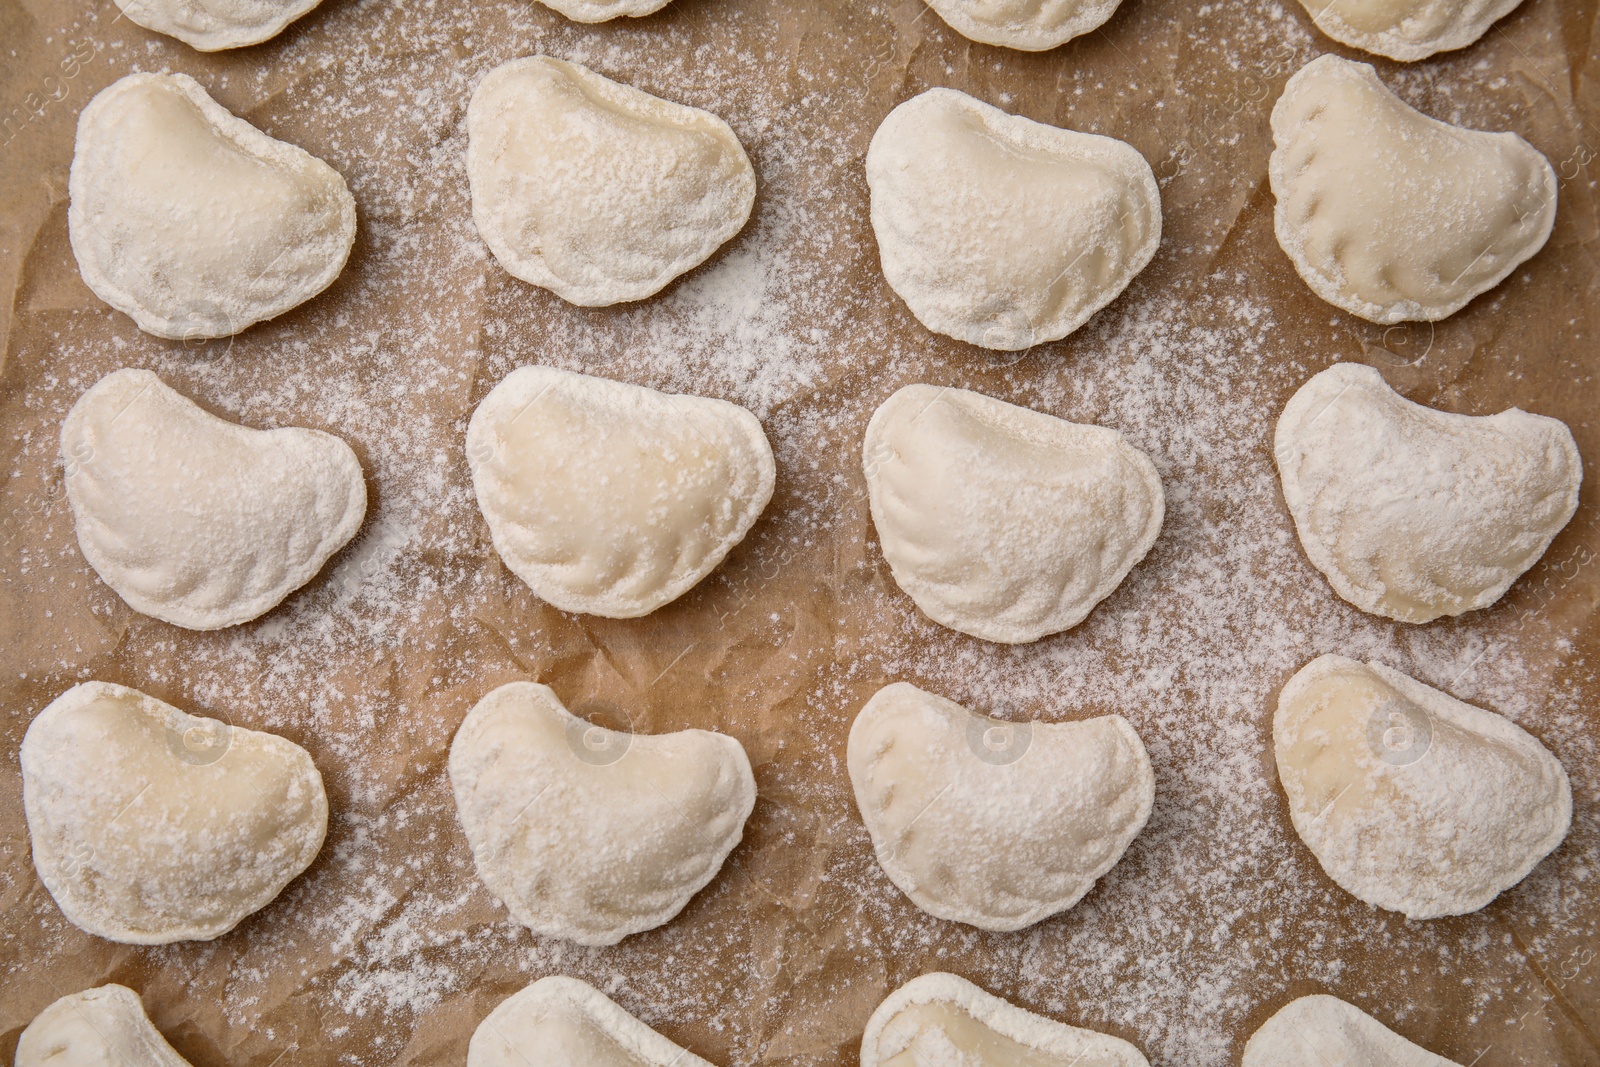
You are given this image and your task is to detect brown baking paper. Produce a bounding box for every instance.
[1,0,1598,1063]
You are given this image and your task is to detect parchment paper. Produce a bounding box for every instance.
[1,0,1598,1063]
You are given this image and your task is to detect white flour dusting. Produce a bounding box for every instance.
[1,0,1596,1064]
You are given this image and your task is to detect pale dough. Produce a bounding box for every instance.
[863,384,1164,643]
[1270,55,1556,324]
[448,681,756,946]
[469,976,717,1067]
[467,57,755,306]
[113,0,326,50]
[920,0,1125,51]
[1243,994,1462,1066]
[848,682,1154,931]
[1294,0,1527,61]
[70,73,356,339]
[61,368,368,630]
[1274,655,1571,919]
[21,681,328,944]
[1274,363,1580,623]
[862,973,1151,1067]
[467,366,774,618]
[866,88,1160,350]
[17,985,194,1067]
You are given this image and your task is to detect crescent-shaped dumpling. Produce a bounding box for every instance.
[1274,655,1571,919]
[1274,363,1580,623]
[862,973,1151,1067]
[21,681,329,944]
[866,88,1160,350]
[69,73,356,339]
[61,368,368,630]
[1244,995,1462,1066]
[469,977,717,1067]
[111,0,326,50]
[18,985,195,1067]
[466,57,755,306]
[863,384,1164,644]
[919,0,1125,51]
[848,682,1154,931]
[1294,0,1527,61]
[466,366,775,618]
[1269,55,1556,324]
[448,681,756,946]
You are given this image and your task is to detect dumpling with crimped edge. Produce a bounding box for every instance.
[1244,994,1463,1066]
[467,57,755,306]
[61,368,367,630]
[111,0,327,50]
[469,977,718,1067]
[1273,655,1571,920]
[848,682,1154,931]
[1294,0,1528,62]
[448,682,756,946]
[21,681,329,944]
[920,0,1125,51]
[862,973,1152,1067]
[466,366,775,618]
[863,384,1164,644]
[1274,363,1580,624]
[866,88,1160,350]
[1269,55,1556,324]
[69,73,356,339]
[18,985,195,1067]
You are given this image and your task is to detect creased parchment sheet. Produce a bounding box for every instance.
[1,0,1598,1063]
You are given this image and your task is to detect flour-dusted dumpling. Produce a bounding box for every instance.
[449,682,756,946]
[920,0,1124,50]
[70,73,356,339]
[1294,0,1526,61]
[866,89,1160,350]
[1274,655,1571,919]
[62,369,367,630]
[112,0,325,50]
[1243,995,1461,1066]
[848,682,1153,930]
[467,366,774,618]
[17,985,195,1067]
[467,57,755,306]
[1270,56,1556,324]
[864,384,1163,643]
[1275,363,1580,623]
[863,973,1150,1067]
[20,681,328,944]
[469,977,716,1067]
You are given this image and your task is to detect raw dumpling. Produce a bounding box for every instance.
[17,985,194,1067]
[920,0,1124,51]
[469,976,716,1067]
[449,681,756,945]
[862,973,1150,1067]
[467,57,754,306]
[1273,655,1571,919]
[533,0,670,23]
[20,681,329,944]
[866,88,1160,350]
[70,73,356,339]
[467,366,774,618]
[848,682,1154,930]
[1274,363,1580,623]
[1293,0,1526,61]
[61,368,368,630]
[1243,994,1461,1066]
[863,384,1163,643]
[1269,55,1556,324]
[111,0,325,50]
